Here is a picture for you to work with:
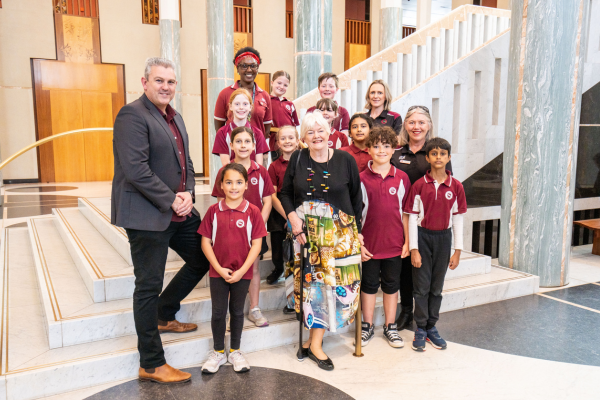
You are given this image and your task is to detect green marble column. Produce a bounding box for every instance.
[499,0,589,287]
[380,0,403,51]
[206,0,234,186]
[159,0,182,113]
[295,0,332,98]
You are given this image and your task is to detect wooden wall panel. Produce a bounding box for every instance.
[32,60,56,183]
[49,90,87,182]
[82,92,114,181]
[201,69,209,176]
[40,61,118,92]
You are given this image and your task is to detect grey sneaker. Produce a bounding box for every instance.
[228,350,250,373]
[383,323,404,348]
[201,350,227,374]
[248,307,269,327]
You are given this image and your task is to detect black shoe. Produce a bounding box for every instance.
[297,346,309,361]
[283,305,296,314]
[266,269,283,285]
[395,306,413,331]
[307,347,334,371]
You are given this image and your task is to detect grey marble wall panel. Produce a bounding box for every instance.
[159,19,182,113]
[499,0,589,287]
[295,0,332,98]
[206,0,234,187]
[380,7,403,51]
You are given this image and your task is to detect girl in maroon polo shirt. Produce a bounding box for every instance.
[212,88,269,167]
[212,127,275,328]
[266,126,301,288]
[200,163,267,374]
[340,114,373,173]
[269,71,300,158]
[315,98,349,150]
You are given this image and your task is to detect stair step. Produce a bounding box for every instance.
[78,197,181,265]
[1,225,537,400]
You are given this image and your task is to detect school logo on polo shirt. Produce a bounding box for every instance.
[381,119,387,124]
[236,219,245,228]
[285,104,291,111]
[445,191,453,200]
[328,141,333,147]
[389,187,397,195]
[251,177,258,185]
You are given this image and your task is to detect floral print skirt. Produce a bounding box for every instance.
[284,200,361,331]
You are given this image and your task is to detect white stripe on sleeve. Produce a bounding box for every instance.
[211,212,218,244]
[409,214,419,251]
[452,214,464,250]
[360,182,369,225]
[246,216,253,246]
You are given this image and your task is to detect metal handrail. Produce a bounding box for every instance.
[0,128,113,171]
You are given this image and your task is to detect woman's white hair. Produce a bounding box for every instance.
[144,57,176,80]
[300,111,331,140]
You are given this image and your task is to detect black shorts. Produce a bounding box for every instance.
[361,256,402,295]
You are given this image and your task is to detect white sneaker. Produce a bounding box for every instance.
[201,350,227,374]
[228,350,250,373]
[248,307,269,327]
[383,323,404,348]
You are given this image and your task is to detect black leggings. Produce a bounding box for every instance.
[270,230,286,272]
[400,255,414,308]
[210,277,251,351]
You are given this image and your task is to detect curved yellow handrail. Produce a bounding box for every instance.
[0,128,113,171]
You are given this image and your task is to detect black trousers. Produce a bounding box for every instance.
[412,227,452,330]
[126,214,210,369]
[400,255,414,308]
[210,277,252,351]
[270,230,286,272]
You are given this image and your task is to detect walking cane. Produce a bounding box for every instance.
[296,244,307,360]
[353,260,364,357]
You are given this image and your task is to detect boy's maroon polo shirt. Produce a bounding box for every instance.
[405,170,467,230]
[328,128,349,149]
[307,102,350,131]
[214,81,273,131]
[212,122,270,162]
[212,161,275,210]
[340,143,372,173]
[360,162,411,259]
[198,200,267,280]
[269,96,300,151]
[268,156,289,192]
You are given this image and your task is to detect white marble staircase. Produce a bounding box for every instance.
[0,197,539,400]
[294,5,512,182]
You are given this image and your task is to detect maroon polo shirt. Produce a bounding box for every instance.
[198,200,267,280]
[328,128,349,149]
[307,102,350,131]
[270,96,300,151]
[156,104,190,222]
[340,143,372,173]
[212,122,270,162]
[214,81,273,132]
[212,161,275,210]
[360,162,411,259]
[268,156,289,192]
[405,170,467,231]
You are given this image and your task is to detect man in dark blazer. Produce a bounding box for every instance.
[112,57,209,384]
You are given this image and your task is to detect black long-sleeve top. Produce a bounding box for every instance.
[280,149,363,233]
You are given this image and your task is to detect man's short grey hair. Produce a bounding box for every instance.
[144,57,177,80]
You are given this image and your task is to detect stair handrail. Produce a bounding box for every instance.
[292,4,511,110]
[0,128,113,172]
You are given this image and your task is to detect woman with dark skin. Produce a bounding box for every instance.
[214,47,272,141]
[390,106,453,331]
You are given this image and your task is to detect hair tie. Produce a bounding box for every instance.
[235,52,260,67]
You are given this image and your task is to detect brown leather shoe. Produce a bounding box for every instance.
[158,319,198,333]
[139,363,191,384]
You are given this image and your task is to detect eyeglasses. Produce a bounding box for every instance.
[407,105,430,113]
[238,63,258,71]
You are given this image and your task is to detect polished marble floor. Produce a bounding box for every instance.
[1,182,600,400]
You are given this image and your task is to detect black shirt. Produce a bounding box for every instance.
[391,143,453,184]
[280,149,363,232]
[365,110,403,134]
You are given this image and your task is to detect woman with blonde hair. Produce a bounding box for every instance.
[364,79,402,134]
[391,105,453,332]
[280,112,363,371]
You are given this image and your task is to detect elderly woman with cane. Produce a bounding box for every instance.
[279,112,363,371]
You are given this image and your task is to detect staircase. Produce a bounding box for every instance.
[294,5,512,182]
[0,196,538,400]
